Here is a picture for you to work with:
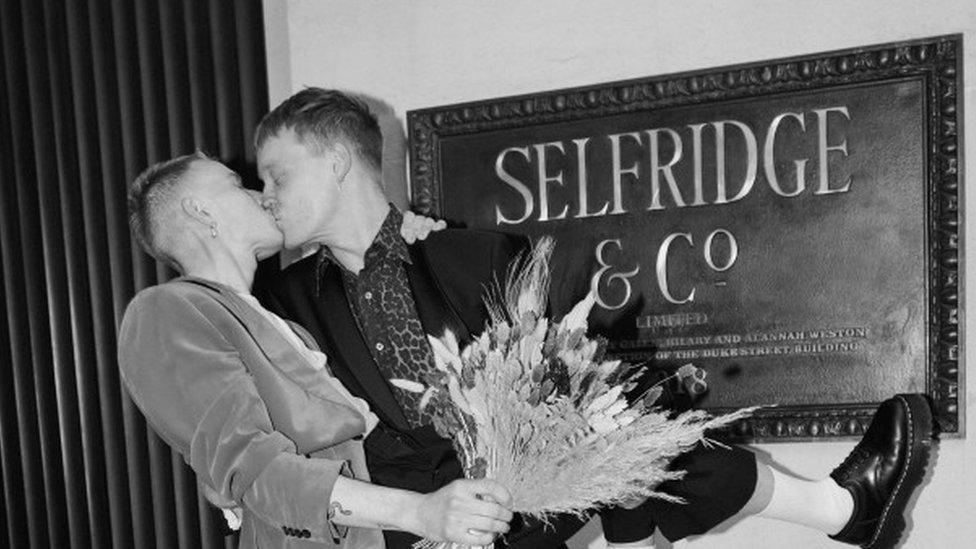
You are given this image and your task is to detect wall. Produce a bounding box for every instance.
[262,1,976,547]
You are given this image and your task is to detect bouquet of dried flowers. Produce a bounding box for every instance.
[394,237,755,549]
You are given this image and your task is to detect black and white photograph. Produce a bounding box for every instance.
[0,1,972,548]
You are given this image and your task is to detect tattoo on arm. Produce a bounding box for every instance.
[327,501,352,520]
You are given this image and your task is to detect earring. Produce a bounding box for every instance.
[210,221,218,239]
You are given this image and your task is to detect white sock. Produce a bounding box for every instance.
[753,462,855,535]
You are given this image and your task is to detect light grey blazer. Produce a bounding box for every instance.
[118,276,385,548]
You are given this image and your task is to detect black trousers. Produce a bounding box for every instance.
[600,443,758,543]
[364,423,757,547]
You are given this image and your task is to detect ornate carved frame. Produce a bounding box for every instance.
[407,35,963,440]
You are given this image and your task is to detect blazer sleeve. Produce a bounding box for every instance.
[118,287,350,543]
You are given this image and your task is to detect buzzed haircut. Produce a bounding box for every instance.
[127,152,206,271]
[254,88,383,173]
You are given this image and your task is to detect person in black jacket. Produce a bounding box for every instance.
[252,88,933,549]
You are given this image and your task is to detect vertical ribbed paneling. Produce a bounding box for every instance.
[39,0,95,545]
[0,2,51,547]
[0,1,269,547]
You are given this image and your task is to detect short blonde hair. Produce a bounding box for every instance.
[127,152,208,271]
[255,88,382,173]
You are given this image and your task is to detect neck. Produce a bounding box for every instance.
[179,240,257,294]
[314,178,391,274]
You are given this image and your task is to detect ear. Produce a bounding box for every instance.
[181,197,212,226]
[330,141,352,183]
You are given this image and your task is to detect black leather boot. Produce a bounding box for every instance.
[829,394,933,548]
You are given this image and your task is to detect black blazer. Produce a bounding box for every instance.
[256,228,523,432]
[256,229,587,548]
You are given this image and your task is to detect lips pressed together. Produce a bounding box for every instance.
[262,199,282,223]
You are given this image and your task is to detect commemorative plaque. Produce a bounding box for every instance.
[408,35,963,440]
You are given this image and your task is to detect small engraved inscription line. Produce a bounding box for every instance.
[630,327,870,350]
[653,341,863,360]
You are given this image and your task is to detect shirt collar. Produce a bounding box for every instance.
[315,205,411,279]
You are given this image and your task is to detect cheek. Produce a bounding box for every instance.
[278,194,313,232]
[285,182,326,217]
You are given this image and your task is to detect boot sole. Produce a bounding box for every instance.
[864,393,933,549]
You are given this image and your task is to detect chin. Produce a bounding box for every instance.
[255,248,279,261]
[255,237,285,260]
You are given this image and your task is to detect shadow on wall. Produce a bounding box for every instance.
[357,91,410,210]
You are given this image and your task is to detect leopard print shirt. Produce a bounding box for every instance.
[318,207,437,428]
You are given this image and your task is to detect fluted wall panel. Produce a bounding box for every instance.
[0,1,269,546]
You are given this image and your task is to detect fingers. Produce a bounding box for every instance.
[419,217,435,238]
[424,479,513,545]
[447,514,508,546]
[399,211,447,243]
[425,220,447,238]
[400,211,418,243]
[466,514,511,535]
[460,527,497,547]
[418,217,447,238]
[461,497,513,524]
[466,478,513,510]
[444,480,512,521]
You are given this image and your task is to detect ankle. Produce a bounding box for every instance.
[755,467,856,535]
[819,477,855,536]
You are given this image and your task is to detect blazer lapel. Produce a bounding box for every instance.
[284,318,320,351]
[314,264,411,431]
[177,277,357,410]
[406,243,473,344]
